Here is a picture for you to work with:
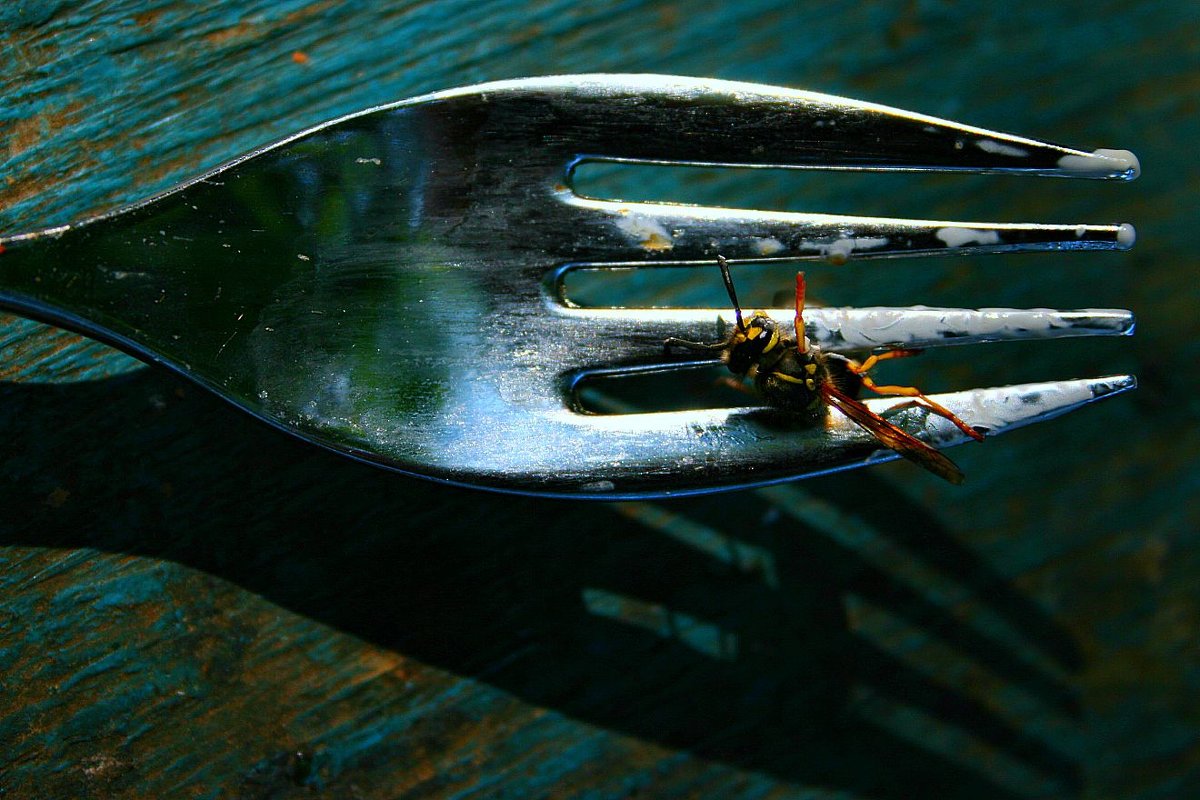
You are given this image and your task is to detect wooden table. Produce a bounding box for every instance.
[2,2,1196,797]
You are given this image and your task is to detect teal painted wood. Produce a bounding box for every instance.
[1,1,1198,798]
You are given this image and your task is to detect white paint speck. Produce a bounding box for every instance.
[355,157,382,165]
[936,227,1002,248]
[298,253,311,261]
[614,212,674,251]
[752,237,785,255]
[976,139,1030,158]
[827,240,854,262]
[801,236,889,262]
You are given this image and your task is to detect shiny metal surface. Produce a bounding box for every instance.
[0,75,1138,496]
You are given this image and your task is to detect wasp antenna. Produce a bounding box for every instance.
[717,255,745,332]
[794,271,808,354]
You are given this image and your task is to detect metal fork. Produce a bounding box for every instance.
[0,75,1138,497]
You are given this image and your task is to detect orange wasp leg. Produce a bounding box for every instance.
[854,374,985,441]
[845,350,984,442]
[716,375,758,397]
[852,348,923,372]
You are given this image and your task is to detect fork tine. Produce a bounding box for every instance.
[553,306,1134,371]
[559,198,1135,263]
[559,376,1136,495]
[538,75,1140,179]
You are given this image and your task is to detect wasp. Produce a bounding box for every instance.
[665,255,984,484]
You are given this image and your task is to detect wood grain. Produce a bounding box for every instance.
[2,1,1197,797]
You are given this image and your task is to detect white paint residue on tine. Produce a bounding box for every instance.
[1057,148,1141,179]
[752,237,785,255]
[614,211,674,251]
[800,307,1134,350]
[801,236,889,262]
[936,227,1002,248]
[976,139,1030,158]
[968,380,1096,434]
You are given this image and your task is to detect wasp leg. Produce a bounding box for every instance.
[879,399,921,415]
[716,375,757,396]
[856,375,986,441]
[849,348,924,373]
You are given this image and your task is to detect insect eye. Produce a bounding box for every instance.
[745,316,773,340]
[727,342,756,374]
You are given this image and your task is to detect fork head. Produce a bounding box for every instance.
[0,75,1138,496]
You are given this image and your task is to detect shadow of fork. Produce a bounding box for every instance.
[0,367,1080,797]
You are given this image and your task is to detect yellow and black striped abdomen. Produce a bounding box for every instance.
[755,348,861,415]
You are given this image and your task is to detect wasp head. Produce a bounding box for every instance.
[726,312,781,375]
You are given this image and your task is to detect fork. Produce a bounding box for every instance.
[0,74,1138,498]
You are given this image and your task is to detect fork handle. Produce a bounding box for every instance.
[2,212,245,382]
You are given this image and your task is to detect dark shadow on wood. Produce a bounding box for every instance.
[0,370,1081,797]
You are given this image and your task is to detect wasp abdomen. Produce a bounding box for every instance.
[754,349,826,414]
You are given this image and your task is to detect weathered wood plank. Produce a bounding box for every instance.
[1,1,1197,798]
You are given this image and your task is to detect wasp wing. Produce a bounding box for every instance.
[821,383,965,484]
